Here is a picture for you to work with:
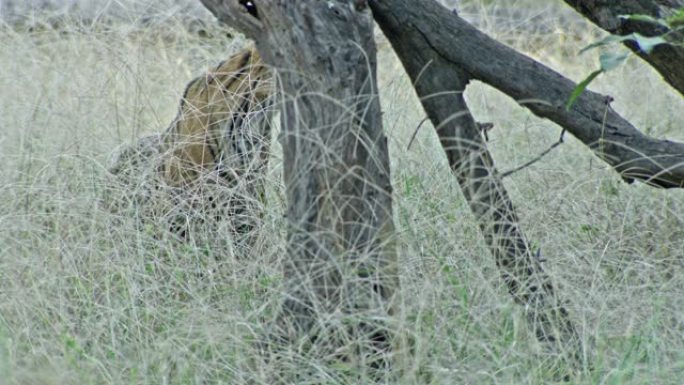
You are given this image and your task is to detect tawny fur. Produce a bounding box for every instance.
[108,46,274,246]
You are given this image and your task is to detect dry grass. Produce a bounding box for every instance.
[1,1,684,384]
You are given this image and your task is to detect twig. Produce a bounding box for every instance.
[408,119,494,150]
[407,117,430,150]
[501,133,564,178]
[478,122,494,141]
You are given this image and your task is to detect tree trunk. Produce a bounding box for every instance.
[563,0,684,97]
[371,0,684,189]
[200,1,398,382]
[370,0,584,371]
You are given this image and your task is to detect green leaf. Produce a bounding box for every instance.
[599,51,629,71]
[581,33,668,55]
[619,14,670,29]
[566,69,603,111]
[631,33,668,53]
[666,8,684,27]
[580,34,632,54]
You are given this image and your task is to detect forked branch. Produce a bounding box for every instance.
[371,0,684,188]
[370,0,585,373]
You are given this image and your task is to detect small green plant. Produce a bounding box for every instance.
[566,8,684,110]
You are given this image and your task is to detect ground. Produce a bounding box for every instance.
[1,1,683,384]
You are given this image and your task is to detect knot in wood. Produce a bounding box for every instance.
[239,0,259,19]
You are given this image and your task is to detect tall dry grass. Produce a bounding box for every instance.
[1,1,684,384]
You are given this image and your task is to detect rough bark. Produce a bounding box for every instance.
[563,0,684,97]
[373,0,684,189]
[370,0,584,369]
[200,1,398,382]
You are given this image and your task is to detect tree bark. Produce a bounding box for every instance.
[200,1,398,382]
[370,0,584,370]
[371,0,684,189]
[563,0,684,97]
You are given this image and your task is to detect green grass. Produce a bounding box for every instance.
[2,2,684,384]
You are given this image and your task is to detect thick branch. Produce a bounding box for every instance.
[370,0,583,369]
[563,0,684,97]
[373,0,684,188]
